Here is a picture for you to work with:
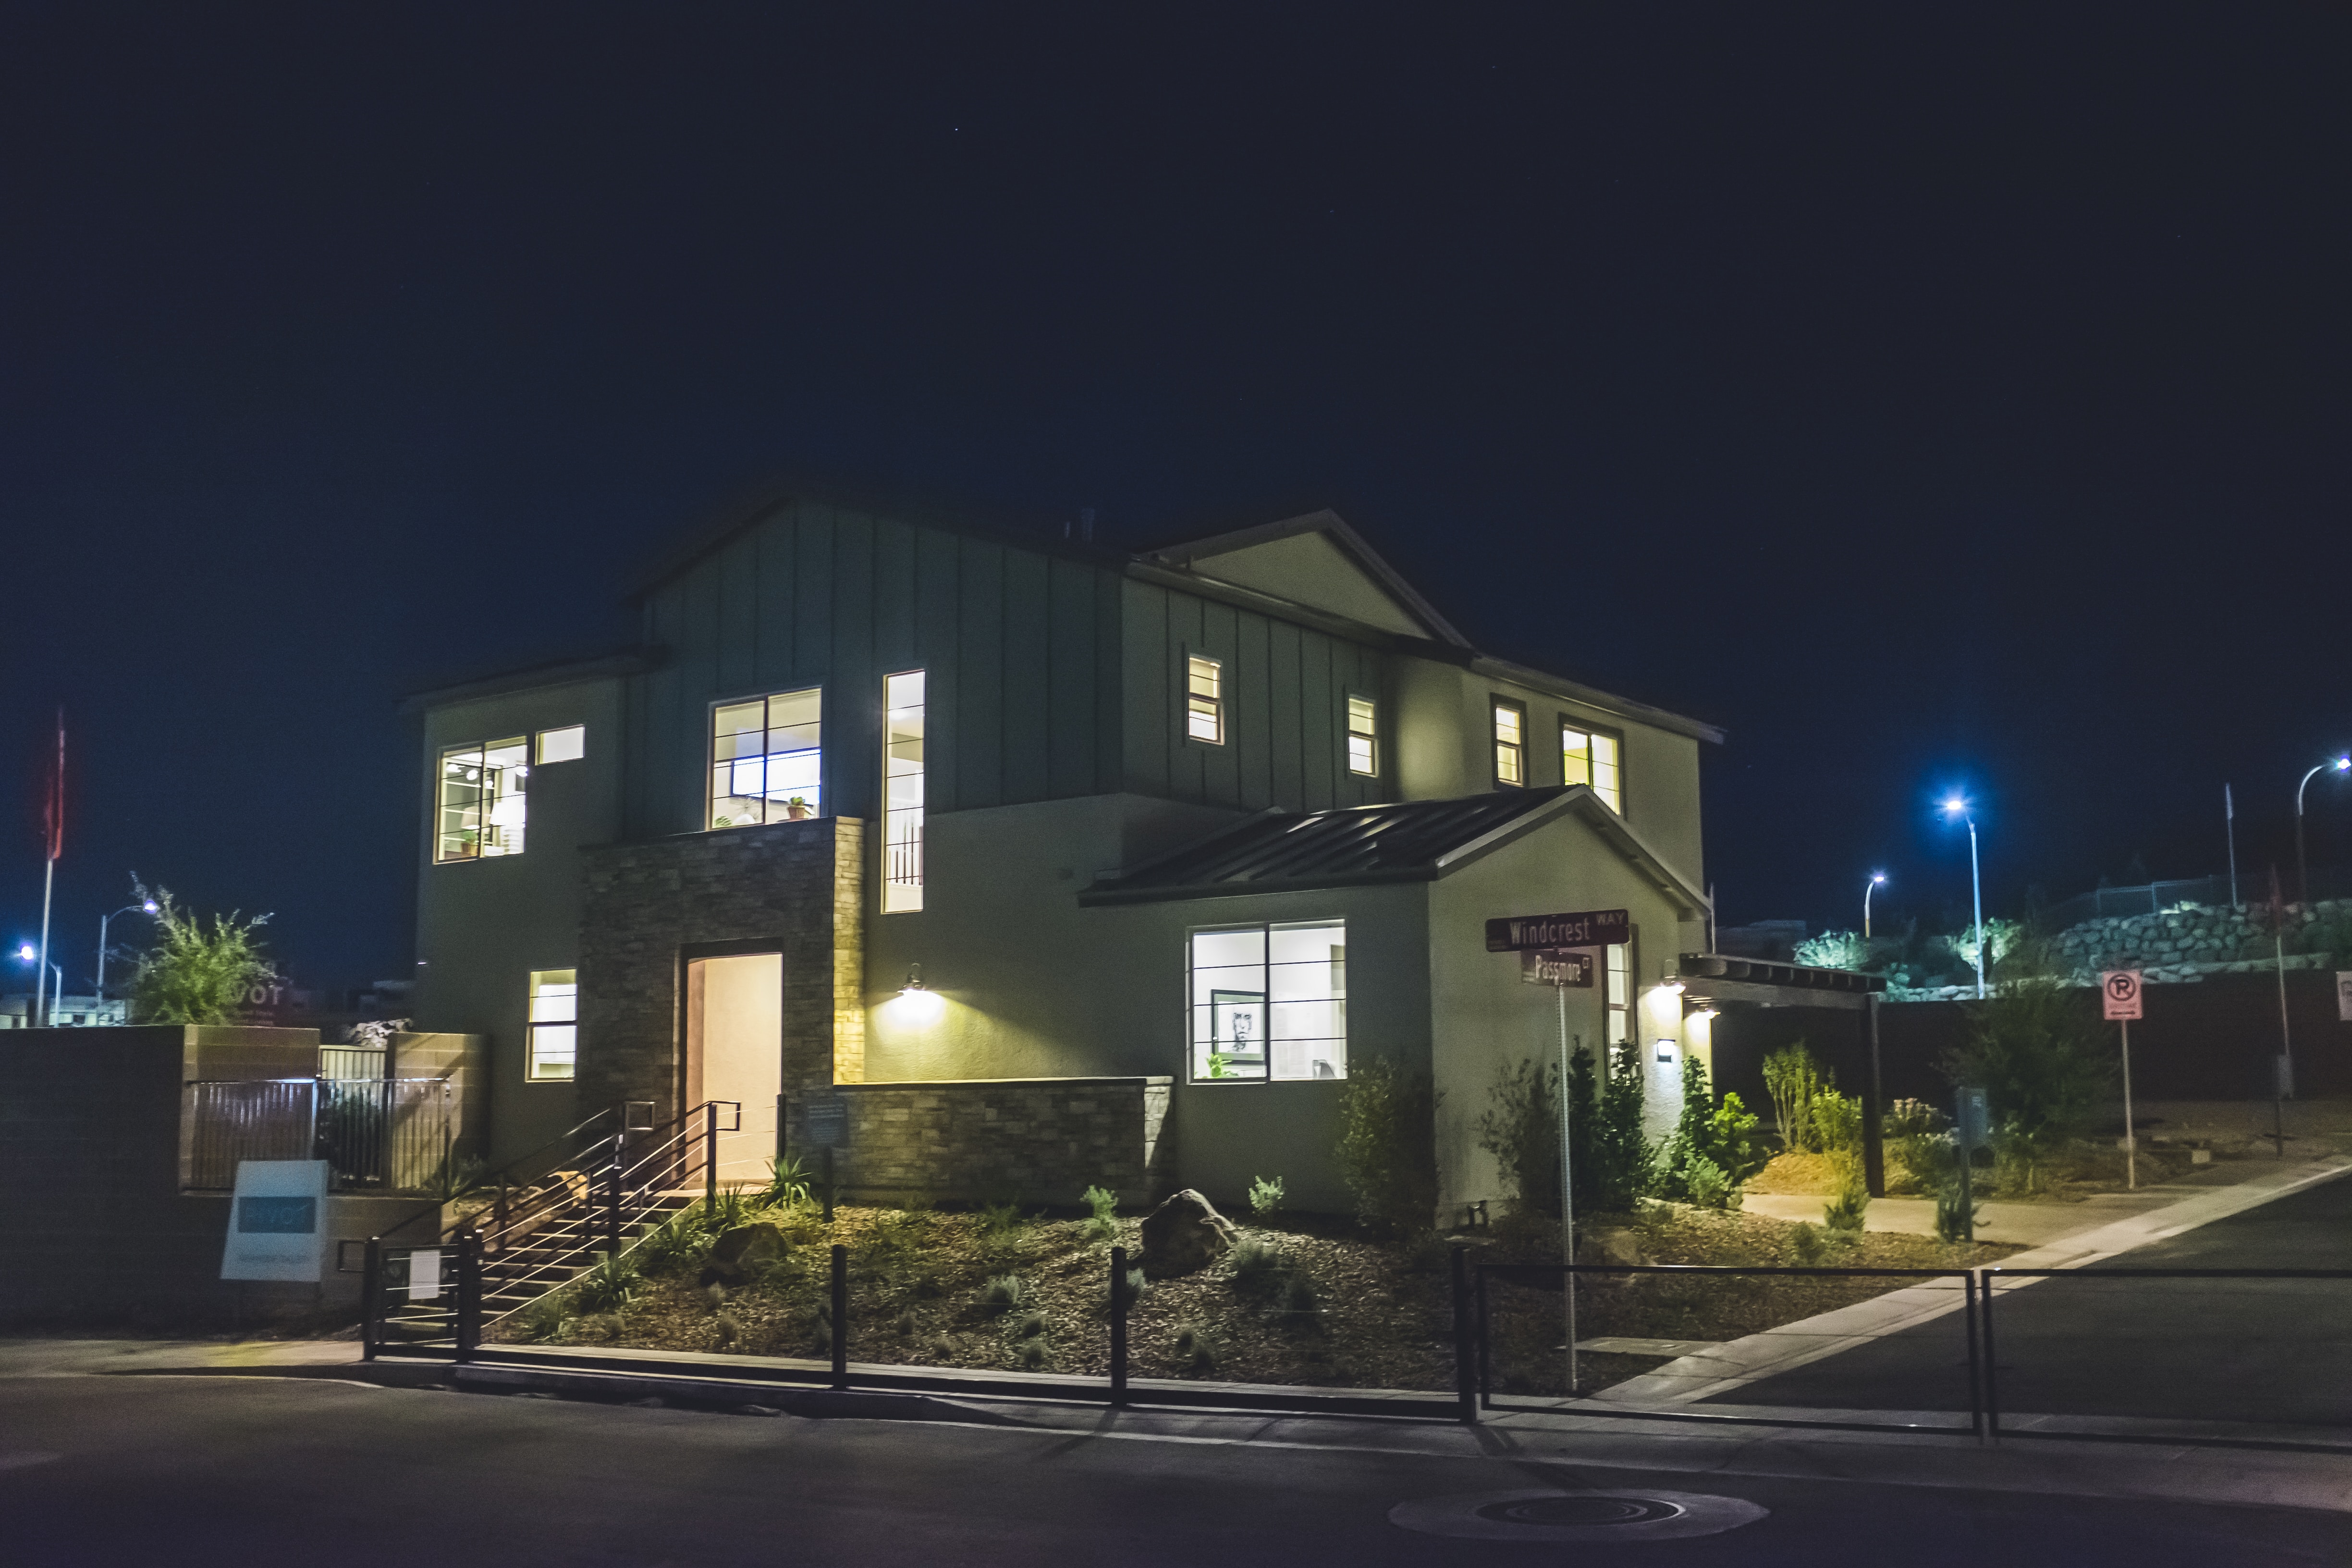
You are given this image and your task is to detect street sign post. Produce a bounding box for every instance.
[1953,1087,1989,1243]
[1485,909,1630,953]
[2102,970,2143,1188]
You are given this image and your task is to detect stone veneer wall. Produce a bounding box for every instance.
[828,1077,1175,1207]
[577,817,865,1127]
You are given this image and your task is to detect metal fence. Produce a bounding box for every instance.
[2043,869,2352,930]
[184,1077,463,1192]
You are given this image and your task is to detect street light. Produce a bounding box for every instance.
[1863,872,1887,942]
[1942,796,1986,1000]
[14,945,63,1017]
[2294,756,2351,906]
[97,899,160,1008]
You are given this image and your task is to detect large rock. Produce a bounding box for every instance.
[703,1221,787,1285]
[1139,1189,1239,1277]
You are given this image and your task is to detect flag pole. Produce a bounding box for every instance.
[36,711,63,1028]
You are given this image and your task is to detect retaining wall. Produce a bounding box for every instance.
[825,1076,1175,1207]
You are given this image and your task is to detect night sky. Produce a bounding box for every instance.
[6,6,2349,994]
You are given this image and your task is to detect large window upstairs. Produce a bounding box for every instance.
[1493,701,1524,786]
[1562,724,1622,813]
[1347,695,1378,776]
[710,687,822,828]
[437,737,529,861]
[1187,655,1224,744]
[527,969,577,1081]
[883,670,925,912]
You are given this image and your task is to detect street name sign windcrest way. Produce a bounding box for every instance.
[1485,908,1630,952]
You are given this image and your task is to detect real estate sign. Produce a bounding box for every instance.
[1485,908,1630,952]
[220,1160,329,1283]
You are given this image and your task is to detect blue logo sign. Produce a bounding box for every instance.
[237,1196,318,1234]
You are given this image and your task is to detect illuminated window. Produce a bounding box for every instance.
[535,725,585,764]
[1188,921,1347,1082]
[883,670,925,912]
[1187,656,1224,744]
[1562,724,1622,814]
[527,969,577,1081]
[1346,695,1378,776]
[709,688,822,828]
[1605,942,1631,1045]
[1493,701,1524,786]
[436,737,529,861]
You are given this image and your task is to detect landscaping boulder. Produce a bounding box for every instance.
[1139,1189,1239,1276]
[1579,1227,1645,1267]
[703,1221,787,1285]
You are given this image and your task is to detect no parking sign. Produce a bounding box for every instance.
[2102,969,2143,1021]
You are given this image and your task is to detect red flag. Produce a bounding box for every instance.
[40,710,63,862]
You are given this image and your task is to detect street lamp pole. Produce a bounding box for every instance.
[1863,872,1886,942]
[97,899,159,1008]
[2294,757,2349,907]
[1944,798,1985,1000]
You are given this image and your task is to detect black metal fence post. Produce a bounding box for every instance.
[361,1237,381,1362]
[830,1243,849,1390]
[1109,1244,1129,1408]
[1450,1245,1478,1425]
[704,1100,719,1212]
[456,1231,480,1363]
[822,1147,836,1223]
[1474,1265,1492,1412]
[604,1151,622,1255]
[1981,1269,2001,1445]
[1963,1269,1984,1444]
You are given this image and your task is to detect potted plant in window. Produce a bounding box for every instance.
[784,796,811,821]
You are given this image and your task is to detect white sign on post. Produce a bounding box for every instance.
[2101,969,2144,1021]
[220,1160,330,1283]
[2337,971,2352,1024]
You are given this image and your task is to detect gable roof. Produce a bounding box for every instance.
[1138,509,1471,648]
[1078,784,1709,917]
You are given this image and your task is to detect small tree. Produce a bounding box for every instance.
[1585,1039,1656,1212]
[128,887,276,1025]
[1474,1057,1560,1219]
[1761,1041,1828,1152]
[1333,1056,1438,1235]
[1941,937,2109,1185]
[1655,1055,1766,1207]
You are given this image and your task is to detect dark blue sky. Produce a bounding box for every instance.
[5,5,2349,992]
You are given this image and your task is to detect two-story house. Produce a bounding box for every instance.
[404,485,1721,1220]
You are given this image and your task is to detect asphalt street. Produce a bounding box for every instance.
[1718,1167,2352,1426]
[3,1360,2349,1567]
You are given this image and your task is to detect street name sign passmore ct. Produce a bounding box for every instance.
[1485,908,1630,952]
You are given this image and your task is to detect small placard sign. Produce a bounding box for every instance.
[803,1094,849,1149]
[1519,949,1595,987]
[221,1160,329,1282]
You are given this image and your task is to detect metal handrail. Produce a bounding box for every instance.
[377,1103,623,1245]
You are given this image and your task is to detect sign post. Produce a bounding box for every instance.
[2101,970,2144,1189]
[220,1160,330,1283]
[1953,1087,1988,1243]
[1490,909,1623,1399]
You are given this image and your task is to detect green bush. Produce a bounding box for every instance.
[635,1206,714,1277]
[1655,1057,1764,1205]
[1567,1040,1654,1213]
[760,1155,814,1210]
[1012,1311,1046,1340]
[1229,1237,1290,1300]
[1246,1174,1285,1220]
[1813,1090,1863,1159]
[1333,1057,1439,1234]
[1016,1339,1049,1371]
[980,1274,1025,1313]
[977,1201,1024,1241]
[127,887,278,1026]
[1681,1154,1733,1210]
[1172,1323,1218,1373]
[1788,1221,1826,1265]
[1934,1181,1982,1243]
[1762,1041,1828,1152]
[1475,1057,1561,1219]
[1079,1184,1121,1245]
[1823,1169,1868,1233]
[1941,943,2110,1158]
[570,1250,641,1315]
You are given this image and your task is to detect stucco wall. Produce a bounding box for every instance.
[826,1076,1173,1206]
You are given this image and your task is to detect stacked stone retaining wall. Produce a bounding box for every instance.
[827,1076,1174,1207]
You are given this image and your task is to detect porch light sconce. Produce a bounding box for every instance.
[1689,1005,1718,1021]
[1654,1039,1678,1063]
[900,963,925,996]
[893,963,945,1024]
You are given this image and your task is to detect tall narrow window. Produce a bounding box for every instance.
[436,737,529,861]
[1187,922,1347,1082]
[709,687,822,828]
[1562,724,1623,814]
[1346,695,1378,776]
[1493,701,1525,786]
[527,969,577,1081]
[882,670,925,912]
[1187,656,1224,744]
[1605,942,1631,1046]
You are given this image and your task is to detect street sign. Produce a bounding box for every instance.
[803,1094,849,1149]
[2101,969,2144,1021]
[1519,949,1595,987]
[1954,1087,1990,1151]
[1486,908,1630,953]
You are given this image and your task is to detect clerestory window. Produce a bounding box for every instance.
[882,670,925,912]
[1346,695,1378,776]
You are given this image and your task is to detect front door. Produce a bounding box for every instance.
[684,953,783,1188]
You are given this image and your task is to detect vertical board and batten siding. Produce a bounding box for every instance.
[1119,578,1392,816]
[623,502,1126,838]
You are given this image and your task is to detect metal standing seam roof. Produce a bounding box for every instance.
[1080,788,1584,905]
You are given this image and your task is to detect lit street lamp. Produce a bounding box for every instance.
[97,899,160,1006]
[1863,872,1887,942]
[2294,756,2350,906]
[15,943,63,1015]
[1942,796,1986,999]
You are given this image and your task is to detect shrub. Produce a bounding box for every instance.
[1762,1042,1828,1152]
[127,887,278,1025]
[1016,1339,1049,1371]
[1681,1154,1734,1211]
[893,1310,918,1337]
[926,1332,956,1359]
[1172,1323,1218,1373]
[1122,1265,1150,1305]
[1941,944,2110,1156]
[570,1250,640,1315]
[1793,930,1868,970]
[760,1155,815,1210]
[1333,1057,1439,1234]
[1247,1174,1285,1221]
[1012,1311,1047,1340]
[1080,1184,1121,1245]
[1276,1270,1321,1331]
[1934,1180,1982,1244]
[1823,1169,1868,1234]
[1656,1057,1764,1204]
[977,1201,1024,1241]
[1229,1237,1290,1301]
[1475,1057,1561,1219]
[1813,1091,1863,1159]
[980,1274,1026,1313]
[1884,1098,1943,1139]
[1788,1221,1826,1266]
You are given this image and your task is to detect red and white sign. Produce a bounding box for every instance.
[2101,969,2144,1021]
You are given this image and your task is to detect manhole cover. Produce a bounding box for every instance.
[1391,1487,1767,1543]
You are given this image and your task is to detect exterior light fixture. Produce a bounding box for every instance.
[13,944,32,963]
[2294,759,2352,904]
[892,963,944,1024]
[1864,871,1887,941]
[1941,794,1986,999]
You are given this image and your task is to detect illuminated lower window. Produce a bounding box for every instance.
[1187,655,1224,744]
[710,688,822,828]
[1605,943,1631,1045]
[437,737,529,861]
[1188,921,1347,1082]
[1346,695,1378,776]
[883,670,925,912]
[527,969,577,1081]
[1493,701,1524,786]
[1563,724,1622,813]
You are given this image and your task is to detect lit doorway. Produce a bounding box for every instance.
[684,953,782,1188]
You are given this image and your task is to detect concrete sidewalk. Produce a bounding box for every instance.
[1605,1153,2352,1408]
